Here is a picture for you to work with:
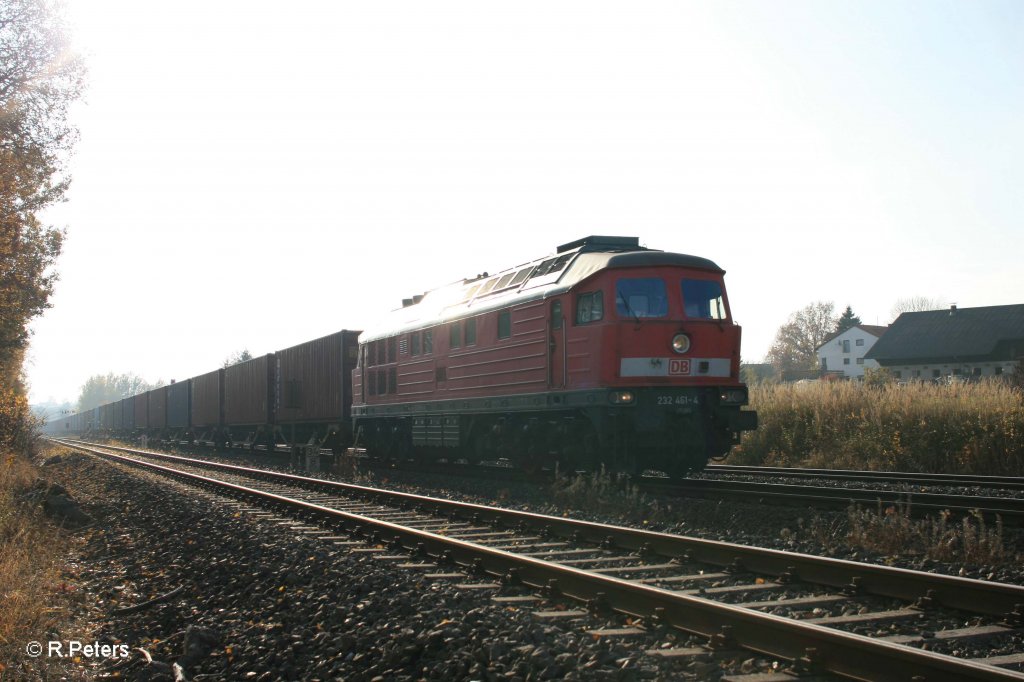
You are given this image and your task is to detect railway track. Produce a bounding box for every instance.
[640,478,1024,525]
[52,439,1024,681]
[705,464,1024,493]
[71,438,1024,524]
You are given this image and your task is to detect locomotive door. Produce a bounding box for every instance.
[548,300,565,388]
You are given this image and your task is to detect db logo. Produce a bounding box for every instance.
[669,359,690,375]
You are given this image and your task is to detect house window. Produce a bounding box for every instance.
[465,318,477,345]
[842,340,851,353]
[576,291,604,324]
[450,322,461,349]
[856,358,864,365]
[498,310,512,339]
[843,358,850,365]
[855,339,864,346]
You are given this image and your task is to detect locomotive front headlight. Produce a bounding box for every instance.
[719,388,748,405]
[671,333,691,354]
[609,390,635,404]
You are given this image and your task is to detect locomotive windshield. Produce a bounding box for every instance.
[682,278,727,320]
[615,278,668,318]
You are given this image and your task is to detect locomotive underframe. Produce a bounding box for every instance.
[353,386,755,475]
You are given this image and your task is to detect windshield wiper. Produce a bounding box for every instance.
[618,294,643,328]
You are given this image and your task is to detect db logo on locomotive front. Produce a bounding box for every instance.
[668,359,691,375]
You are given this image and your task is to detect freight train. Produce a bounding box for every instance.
[44,236,757,475]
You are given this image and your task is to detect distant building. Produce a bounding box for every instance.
[816,325,888,379]
[864,304,1024,381]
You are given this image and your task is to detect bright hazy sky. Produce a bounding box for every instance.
[27,0,1024,405]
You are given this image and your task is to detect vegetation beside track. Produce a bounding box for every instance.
[793,503,1010,567]
[731,381,1024,475]
[0,446,77,676]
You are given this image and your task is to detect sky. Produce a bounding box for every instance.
[26,0,1024,406]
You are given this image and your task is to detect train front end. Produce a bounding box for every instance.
[568,248,758,474]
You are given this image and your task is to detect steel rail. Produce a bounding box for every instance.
[56,440,1024,618]
[706,464,1024,492]
[642,478,1024,522]
[57,440,1024,682]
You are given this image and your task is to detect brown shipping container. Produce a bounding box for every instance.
[275,330,361,423]
[113,399,123,429]
[149,386,167,429]
[224,354,273,426]
[134,392,148,429]
[123,397,135,430]
[191,369,223,428]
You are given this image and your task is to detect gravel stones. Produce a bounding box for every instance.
[43,451,783,680]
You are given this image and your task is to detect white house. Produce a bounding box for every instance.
[816,325,888,379]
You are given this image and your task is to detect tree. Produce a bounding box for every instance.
[765,301,837,374]
[1,0,83,379]
[835,305,861,334]
[891,296,945,319]
[76,373,163,412]
[223,349,253,368]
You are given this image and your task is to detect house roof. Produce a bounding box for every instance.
[816,324,889,350]
[864,304,1024,365]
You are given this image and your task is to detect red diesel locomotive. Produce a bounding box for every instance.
[352,236,757,475]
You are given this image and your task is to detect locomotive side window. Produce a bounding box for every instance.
[465,317,477,345]
[551,300,563,329]
[681,279,727,320]
[450,322,461,349]
[424,329,433,354]
[615,278,668,318]
[576,291,604,324]
[387,337,397,363]
[498,310,512,339]
[410,332,421,356]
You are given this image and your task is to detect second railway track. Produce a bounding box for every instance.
[53,439,1024,681]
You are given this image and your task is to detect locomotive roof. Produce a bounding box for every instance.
[360,236,723,342]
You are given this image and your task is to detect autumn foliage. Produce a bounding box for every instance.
[1,0,84,445]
